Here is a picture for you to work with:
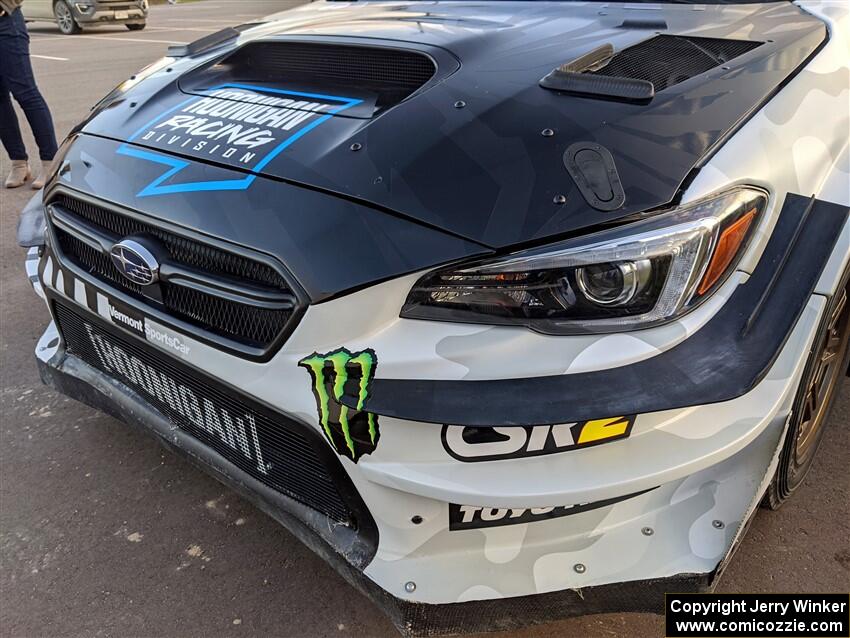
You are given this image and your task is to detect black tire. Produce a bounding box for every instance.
[54,0,81,35]
[764,266,850,509]
[126,23,146,31]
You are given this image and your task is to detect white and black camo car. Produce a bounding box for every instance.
[18,0,850,634]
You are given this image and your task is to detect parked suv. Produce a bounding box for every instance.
[23,0,147,34]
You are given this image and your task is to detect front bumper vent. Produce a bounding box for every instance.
[54,301,355,524]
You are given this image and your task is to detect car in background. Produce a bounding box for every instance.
[22,0,147,34]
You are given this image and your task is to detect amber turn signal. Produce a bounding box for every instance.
[697,207,758,295]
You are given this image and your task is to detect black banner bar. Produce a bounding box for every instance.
[666,593,849,637]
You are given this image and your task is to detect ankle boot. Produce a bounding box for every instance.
[32,159,55,190]
[4,160,31,188]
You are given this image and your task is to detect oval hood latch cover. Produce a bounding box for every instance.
[563,142,626,212]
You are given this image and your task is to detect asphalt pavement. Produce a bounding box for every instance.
[1,1,848,636]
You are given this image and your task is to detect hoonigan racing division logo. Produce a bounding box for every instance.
[118,84,361,196]
[299,348,379,463]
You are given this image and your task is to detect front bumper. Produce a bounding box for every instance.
[30,269,826,634]
[73,4,146,25]
[25,191,847,634]
[36,324,715,636]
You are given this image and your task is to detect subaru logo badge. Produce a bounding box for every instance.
[110,239,160,286]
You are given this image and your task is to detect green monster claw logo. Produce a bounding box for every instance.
[298,348,379,462]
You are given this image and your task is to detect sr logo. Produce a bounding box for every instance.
[441,416,635,462]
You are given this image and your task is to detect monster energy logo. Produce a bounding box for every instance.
[298,348,379,462]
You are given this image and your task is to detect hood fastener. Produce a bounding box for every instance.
[350,143,362,152]
[573,563,586,574]
[553,194,567,205]
[712,520,725,529]
[641,527,654,536]
[453,100,466,109]
[542,128,554,137]
[404,581,417,593]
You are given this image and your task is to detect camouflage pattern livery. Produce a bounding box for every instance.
[24,0,850,629]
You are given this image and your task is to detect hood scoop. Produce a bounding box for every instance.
[181,41,438,116]
[541,35,763,102]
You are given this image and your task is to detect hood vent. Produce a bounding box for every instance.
[541,35,762,102]
[589,35,763,92]
[217,41,437,111]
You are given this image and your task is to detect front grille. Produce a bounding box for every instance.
[54,194,287,288]
[590,35,763,92]
[161,285,287,347]
[55,301,353,524]
[50,195,297,350]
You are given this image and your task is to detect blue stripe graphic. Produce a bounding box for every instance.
[118,83,362,197]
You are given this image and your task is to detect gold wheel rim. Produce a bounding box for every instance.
[794,288,849,465]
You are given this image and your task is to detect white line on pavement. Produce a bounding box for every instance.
[80,34,188,44]
[156,17,241,24]
[30,54,69,61]
[30,34,187,45]
[143,26,224,33]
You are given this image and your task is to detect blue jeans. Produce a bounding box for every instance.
[0,8,58,162]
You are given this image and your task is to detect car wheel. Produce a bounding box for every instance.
[764,266,850,509]
[126,23,146,31]
[54,0,81,34]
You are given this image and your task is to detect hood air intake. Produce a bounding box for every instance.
[217,41,437,111]
[541,35,762,102]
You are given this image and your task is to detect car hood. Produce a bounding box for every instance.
[79,0,824,251]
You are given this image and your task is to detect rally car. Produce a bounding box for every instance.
[17,0,850,634]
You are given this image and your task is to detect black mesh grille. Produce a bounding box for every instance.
[53,194,287,289]
[57,230,145,295]
[55,301,352,524]
[161,285,287,346]
[590,35,762,92]
[222,41,436,108]
[49,195,298,350]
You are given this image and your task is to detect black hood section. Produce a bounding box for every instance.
[78,1,825,256]
[50,135,488,302]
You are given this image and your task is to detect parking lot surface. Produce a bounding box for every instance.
[1,1,848,636]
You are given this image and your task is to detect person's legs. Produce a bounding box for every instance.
[1,10,59,163]
[0,14,32,188]
[0,73,28,162]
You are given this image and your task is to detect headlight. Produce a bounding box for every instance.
[401,187,766,334]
